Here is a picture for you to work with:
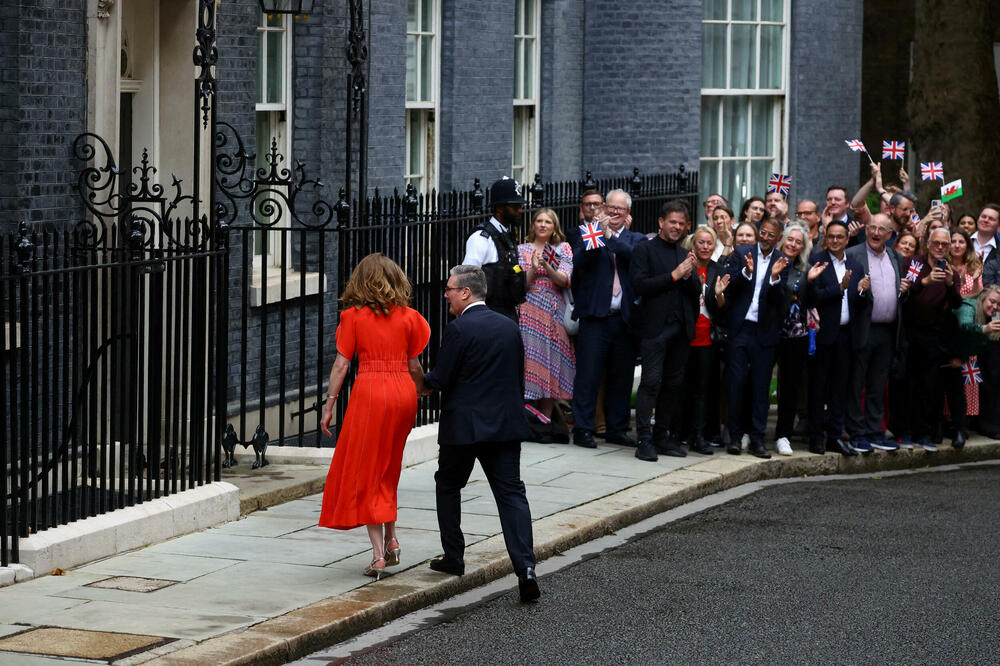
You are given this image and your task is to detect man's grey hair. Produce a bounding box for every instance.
[605,188,632,210]
[450,264,487,298]
[889,191,917,207]
[928,227,950,242]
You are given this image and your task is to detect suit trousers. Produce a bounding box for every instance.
[809,326,852,442]
[634,321,690,441]
[572,314,636,436]
[727,324,777,445]
[846,323,895,438]
[435,441,535,574]
[775,336,809,440]
[979,343,1000,433]
[908,332,966,439]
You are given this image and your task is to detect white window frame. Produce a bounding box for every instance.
[513,0,540,185]
[405,0,440,195]
[700,0,790,205]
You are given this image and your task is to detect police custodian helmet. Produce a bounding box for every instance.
[489,176,526,206]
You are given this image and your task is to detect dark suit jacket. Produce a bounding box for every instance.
[846,243,902,351]
[724,243,786,347]
[628,236,701,339]
[423,304,533,446]
[569,227,646,324]
[808,249,864,345]
[778,264,811,322]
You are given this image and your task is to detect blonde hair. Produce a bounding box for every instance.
[682,225,718,252]
[526,207,565,244]
[975,285,1000,341]
[340,252,412,315]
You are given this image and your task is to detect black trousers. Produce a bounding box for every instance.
[727,324,777,445]
[635,321,690,441]
[573,314,636,436]
[673,343,719,441]
[846,323,895,438]
[809,326,852,442]
[907,333,967,440]
[980,343,1000,434]
[775,336,808,440]
[435,441,535,574]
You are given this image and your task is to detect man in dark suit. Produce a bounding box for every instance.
[724,218,788,458]
[569,188,647,449]
[846,213,903,453]
[421,265,540,602]
[629,200,702,461]
[808,220,864,456]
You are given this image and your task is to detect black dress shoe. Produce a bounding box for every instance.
[690,437,714,455]
[429,557,465,576]
[749,441,771,459]
[634,438,658,462]
[573,431,597,449]
[727,441,742,455]
[826,437,857,457]
[656,438,687,457]
[808,439,826,455]
[953,430,967,449]
[602,432,637,447]
[982,430,1000,441]
[518,567,540,603]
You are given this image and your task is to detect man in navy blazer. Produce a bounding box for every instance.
[421,265,539,602]
[569,188,647,449]
[807,220,864,456]
[724,219,787,458]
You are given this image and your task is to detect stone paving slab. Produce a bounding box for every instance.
[0,437,998,665]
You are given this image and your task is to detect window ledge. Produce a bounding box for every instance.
[250,269,326,308]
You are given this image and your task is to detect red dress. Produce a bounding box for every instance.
[318,305,430,529]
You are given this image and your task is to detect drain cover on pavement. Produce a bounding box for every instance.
[85,575,179,593]
[0,627,172,660]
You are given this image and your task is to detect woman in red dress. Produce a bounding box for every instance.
[319,253,431,579]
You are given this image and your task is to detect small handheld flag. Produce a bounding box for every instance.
[524,403,552,424]
[961,359,983,385]
[920,161,944,181]
[579,222,605,251]
[767,173,792,196]
[543,244,559,267]
[941,179,963,202]
[906,259,923,282]
[882,140,905,161]
[845,139,874,164]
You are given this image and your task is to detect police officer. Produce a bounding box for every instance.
[462,177,528,321]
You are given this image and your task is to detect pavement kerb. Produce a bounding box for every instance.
[145,439,1000,666]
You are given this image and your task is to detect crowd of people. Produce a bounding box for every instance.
[466,172,1000,463]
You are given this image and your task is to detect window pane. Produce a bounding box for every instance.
[700,160,720,209]
[759,25,782,89]
[701,96,721,157]
[722,96,748,157]
[421,0,433,32]
[420,35,434,101]
[405,34,417,102]
[513,109,525,167]
[514,40,523,98]
[407,0,417,33]
[266,31,283,104]
[515,0,523,35]
[523,38,534,99]
[703,0,727,20]
[523,0,535,35]
[729,24,755,89]
[408,110,423,177]
[761,0,783,22]
[731,0,756,21]
[722,160,746,210]
[702,23,727,88]
[257,32,265,103]
[750,97,774,156]
[750,159,772,198]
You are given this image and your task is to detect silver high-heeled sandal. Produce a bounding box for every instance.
[364,556,387,580]
[384,538,401,566]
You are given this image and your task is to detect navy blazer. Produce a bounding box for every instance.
[423,304,533,446]
[846,243,902,351]
[570,227,647,324]
[724,243,786,347]
[808,249,864,346]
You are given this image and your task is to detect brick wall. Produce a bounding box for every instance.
[539,0,584,182]
[367,1,406,194]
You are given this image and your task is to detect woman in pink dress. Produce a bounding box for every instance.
[516,208,574,439]
[949,230,983,419]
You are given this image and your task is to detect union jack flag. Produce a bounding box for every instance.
[882,140,905,160]
[543,244,559,266]
[524,403,552,424]
[906,259,923,282]
[767,173,792,196]
[845,139,867,153]
[579,222,605,251]
[920,161,944,181]
[961,358,983,385]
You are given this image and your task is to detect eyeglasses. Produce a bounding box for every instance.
[868,226,891,234]
[796,210,816,216]
[605,205,626,213]
[928,240,949,247]
[581,201,602,208]
[443,285,465,294]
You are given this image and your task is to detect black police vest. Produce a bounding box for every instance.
[476,221,526,313]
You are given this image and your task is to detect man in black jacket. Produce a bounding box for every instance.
[630,200,702,461]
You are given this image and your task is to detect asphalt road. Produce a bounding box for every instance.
[303,466,1000,665]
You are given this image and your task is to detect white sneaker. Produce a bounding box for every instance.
[776,437,793,456]
[741,433,750,452]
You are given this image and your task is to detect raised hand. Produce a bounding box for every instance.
[531,248,542,270]
[899,166,910,189]
[847,220,864,238]
[807,261,829,282]
[672,251,697,281]
[870,161,883,190]
[821,204,833,229]
[942,264,955,287]
[840,269,853,291]
[715,273,731,296]
[771,255,789,279]
[899,277,912,294]
[858,274,871,293]
[744,251,755,276]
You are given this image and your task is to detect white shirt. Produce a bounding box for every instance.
[830,253,850,325]
[609,226,624,311]
[973,233,997,263]
[462,217,507,266]
[743,244,781,322]
[461,301,487,316]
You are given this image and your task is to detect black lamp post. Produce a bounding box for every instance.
[257,0,315,16]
